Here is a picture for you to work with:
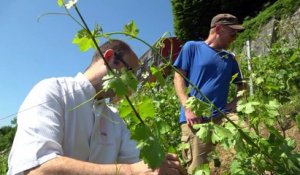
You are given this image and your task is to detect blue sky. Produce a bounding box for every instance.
[0,0,174,127]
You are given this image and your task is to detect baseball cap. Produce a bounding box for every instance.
[210,13,244,31]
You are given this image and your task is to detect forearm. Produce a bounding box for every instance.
[173,72,189,107]
[25,156,133,175]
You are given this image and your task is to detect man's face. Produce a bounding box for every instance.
[113,51,139,73]
[104,51,139,98]
[219,25,239,48]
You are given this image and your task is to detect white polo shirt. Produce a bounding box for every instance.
[8,73,139,175]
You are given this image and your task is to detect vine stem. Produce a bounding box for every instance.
[73,5,144,125]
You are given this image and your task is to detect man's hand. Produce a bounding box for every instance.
[156,153,187,175]
[185,108,202,127]
[130,154,186,175]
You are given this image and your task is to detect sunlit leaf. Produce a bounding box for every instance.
[193,164,210,175]
[131,124,164,169]
[244,101,260,114]
[137,97,155,119]
[255,77,264,85]
[156,121,171,135]
[57,0,64,7]
[185,96,211,117]
[194,123,210,143]
[72,28,99,52]
[230,73,238,83]
[237,90,246,97]
[212,125,233,143]
[150,66,165,86]
[102,73,129,97]
[123,20,139,37]
[120,71,138,92]
[118,100,133,118]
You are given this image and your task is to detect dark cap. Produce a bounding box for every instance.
[210,13,244,31]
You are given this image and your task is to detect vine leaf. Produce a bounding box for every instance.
[123,20,139,37]
[185,96,211,117]
[136,97,155,120]
[156,121,171,135]
[212,125,233,144]
[193,164,210,175]
[57,0,64,7]
[72,26,101,52]
[237,101,260,114]
[150,66,165,86]
[131,124,165,169]
[265,100,280,117]
[102,73,129,97]
[194,123,211,143]
[120,71,138,92]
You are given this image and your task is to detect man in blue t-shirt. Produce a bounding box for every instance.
[173,13,245,174]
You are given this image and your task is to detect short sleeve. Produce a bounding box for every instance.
[8,79,65,175]
[173,41,194,72]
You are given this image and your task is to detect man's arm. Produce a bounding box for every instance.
[25,156,134,175]
[173,70,202,126]
[25,155,184,175]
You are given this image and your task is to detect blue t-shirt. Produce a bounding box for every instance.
[173,41,242,123]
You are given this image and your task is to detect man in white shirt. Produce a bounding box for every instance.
[8,39,183,175]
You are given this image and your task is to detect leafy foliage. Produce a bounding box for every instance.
[0,120,16,174]
[232,0,300,52]
[171,0,276,42]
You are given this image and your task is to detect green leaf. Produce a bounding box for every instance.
[237,90,246,97]
[131,124,165,169]
[57,0,64,7]
[123,20,139,37]
[265,100,280,118]
[194,123,210,143]
[150,66,165,86]
[230,73,238,83]
[296,114,300,131]
[118,100,133,118]
[185,97,211,117]
[212,125,233,143]
[289,51,298,63]
[72,37,94,52]
[156,121,171,135]
[136,97,155,120]
[244,101,260,114]
[120,71,138,92]
[72,28,99,52]
[255,77,264,85]
[193,164,210,175]
[102,73,129,97]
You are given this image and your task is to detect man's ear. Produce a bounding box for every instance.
[215,24,223,34]
[103,49,114,61]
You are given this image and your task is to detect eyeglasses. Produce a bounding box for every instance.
[114,52,133,71]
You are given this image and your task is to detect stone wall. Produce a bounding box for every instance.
[245,7,300,56]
